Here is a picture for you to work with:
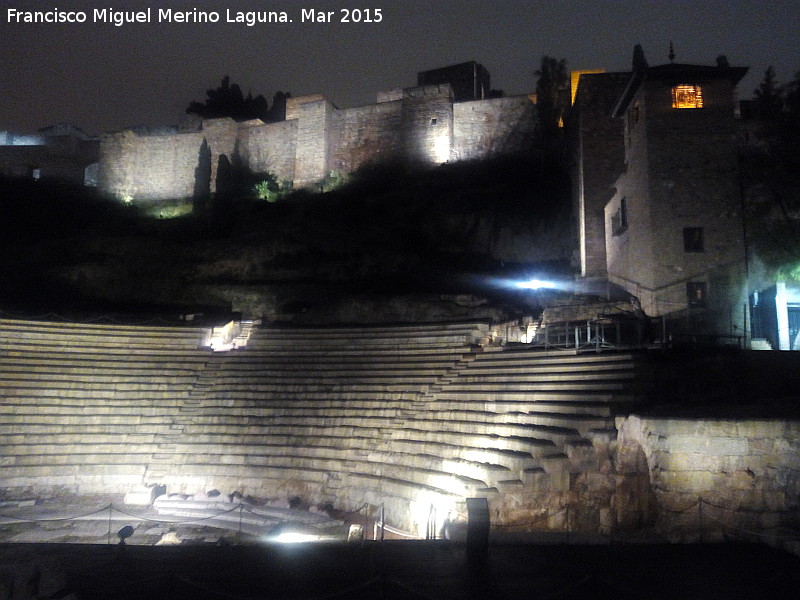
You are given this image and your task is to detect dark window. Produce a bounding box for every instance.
[687,282,707,307]
[611,197,628,236]
[683,227,704,252]
[430,118,437,125]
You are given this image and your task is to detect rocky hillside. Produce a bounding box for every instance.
[0,156,575,322]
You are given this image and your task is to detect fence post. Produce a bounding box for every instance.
[380,503,385,542]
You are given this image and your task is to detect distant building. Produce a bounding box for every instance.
[0,124,99,186]
[417,61,491,102]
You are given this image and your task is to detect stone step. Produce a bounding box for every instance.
[460,360,635,373]
[450,371,635,384]
[430,390,631,403]
[429,399,613,416]
[1,359,208,372]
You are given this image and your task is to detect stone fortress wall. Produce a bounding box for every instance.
[98,81,537,201]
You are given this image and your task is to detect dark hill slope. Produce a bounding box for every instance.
[0,156,574,321]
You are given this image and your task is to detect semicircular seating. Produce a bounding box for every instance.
[0,318,636,535]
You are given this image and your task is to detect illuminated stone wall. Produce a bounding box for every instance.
[98,83,537,201]
[618,416,800,544]
[400,84,454,166]
[200,118,239,192]
[329,100,404,174]
[453,95,537,161]
[292,98,335,189]
[98,129,204,201]
[238,118,298,183]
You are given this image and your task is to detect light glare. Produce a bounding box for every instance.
[515,279,558,290]
[274,532,319,543]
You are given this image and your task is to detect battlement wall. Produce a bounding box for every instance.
[454,95,537,160]
[329,99,404,174]
[98,129,204,201]
[98,83,538,202]
[239,118,298,183]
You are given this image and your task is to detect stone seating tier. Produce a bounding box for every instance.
[0,318,636,534]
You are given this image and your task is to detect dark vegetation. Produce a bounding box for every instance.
[186,76,289,123]
[741,66,800,279]
[0,154,574,319]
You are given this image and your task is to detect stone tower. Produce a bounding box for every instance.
[603,48,749,338]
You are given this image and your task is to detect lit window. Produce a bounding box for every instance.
[611,197,628,236]
[672,85,703,109]
[683,227,704,252]
[31,168,41,181]
[687,282,707,307]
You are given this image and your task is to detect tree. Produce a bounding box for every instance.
[535,56,568,134]
[753,66,783,120]
[783,71,800,137]
[742,67,800,280]
[187,76,276,122]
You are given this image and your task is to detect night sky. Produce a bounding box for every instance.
[2,0,798,135]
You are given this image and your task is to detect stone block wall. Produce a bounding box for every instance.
[98,83,538,200]
[645,79,746,287]
[99,129,204,200]
[453,95,536,161]
[293,98,335,188]
[201,118,239,193]
[401,84,454,166]
[329,100,404,174]
[605,73,749,336]
[617,415,800,545]
[239,119,298,183]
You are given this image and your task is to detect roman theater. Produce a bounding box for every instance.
[1,50,800,598]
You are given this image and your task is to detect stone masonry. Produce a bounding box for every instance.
[98,78,537,201]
